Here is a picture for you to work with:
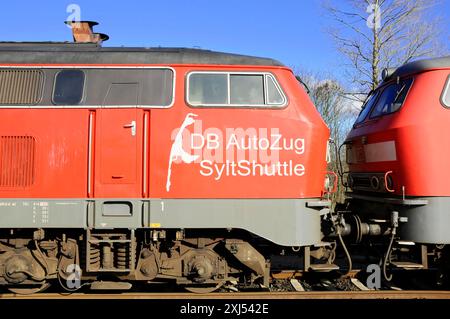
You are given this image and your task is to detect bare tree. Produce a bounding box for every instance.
[325,0,446,93]
[295,70,358,202]
[296,70,358,148]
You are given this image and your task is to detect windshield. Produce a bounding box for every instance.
[354,91,379,124]
[353,77,413,125]
[370,78,413,118]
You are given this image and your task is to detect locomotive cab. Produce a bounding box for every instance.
[344,56,450,246]
[337,57,450,283]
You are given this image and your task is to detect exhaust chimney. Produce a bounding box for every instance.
[65,21,109,44]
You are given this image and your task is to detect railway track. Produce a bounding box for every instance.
[1,270,448,299]
[1,290,449,299]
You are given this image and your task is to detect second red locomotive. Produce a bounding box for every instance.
[344,56,450,280]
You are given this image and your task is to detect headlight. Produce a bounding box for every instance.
[370,176,380,190]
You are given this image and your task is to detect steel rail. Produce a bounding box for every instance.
[1,290,449,300]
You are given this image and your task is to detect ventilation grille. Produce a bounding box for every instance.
[0,69,43,105]
[0,136,36,187]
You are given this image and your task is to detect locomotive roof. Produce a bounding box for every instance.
[390,55,450,79]
[0,42,284,66]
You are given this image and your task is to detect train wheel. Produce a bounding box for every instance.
[184,281,224,294]
[7,282,51,295]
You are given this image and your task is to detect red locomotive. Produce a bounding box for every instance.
[344,56,450,280]
[0,22,331,293]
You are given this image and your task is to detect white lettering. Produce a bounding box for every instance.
[206,133,220,149]
[270,133,282,151]
[167,115,310,188]
[191,133,204,150]
[199,160,213,177]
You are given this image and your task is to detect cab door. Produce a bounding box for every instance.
[94,108,142,197]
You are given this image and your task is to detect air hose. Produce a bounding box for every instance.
[382,231,395,281]
[337,227,352,275]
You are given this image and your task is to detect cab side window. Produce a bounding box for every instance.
[187,72,286,108]
[230,74,264,105]
[188,73,228,105]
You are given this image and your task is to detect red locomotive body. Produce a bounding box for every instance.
[347,60,450,197]
[345,56,450,245]
[0,64,328,200]
[0,25,332,292]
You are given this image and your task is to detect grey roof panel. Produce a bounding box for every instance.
[390,56,450,78]
[0,43,284,66]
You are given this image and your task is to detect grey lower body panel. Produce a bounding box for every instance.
[148,199,323,246]
[350,194,450,244]
[0,199,87,228]
[0,198,326,247]
[400,197,450,244]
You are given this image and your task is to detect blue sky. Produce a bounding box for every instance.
[0,0,449,79]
